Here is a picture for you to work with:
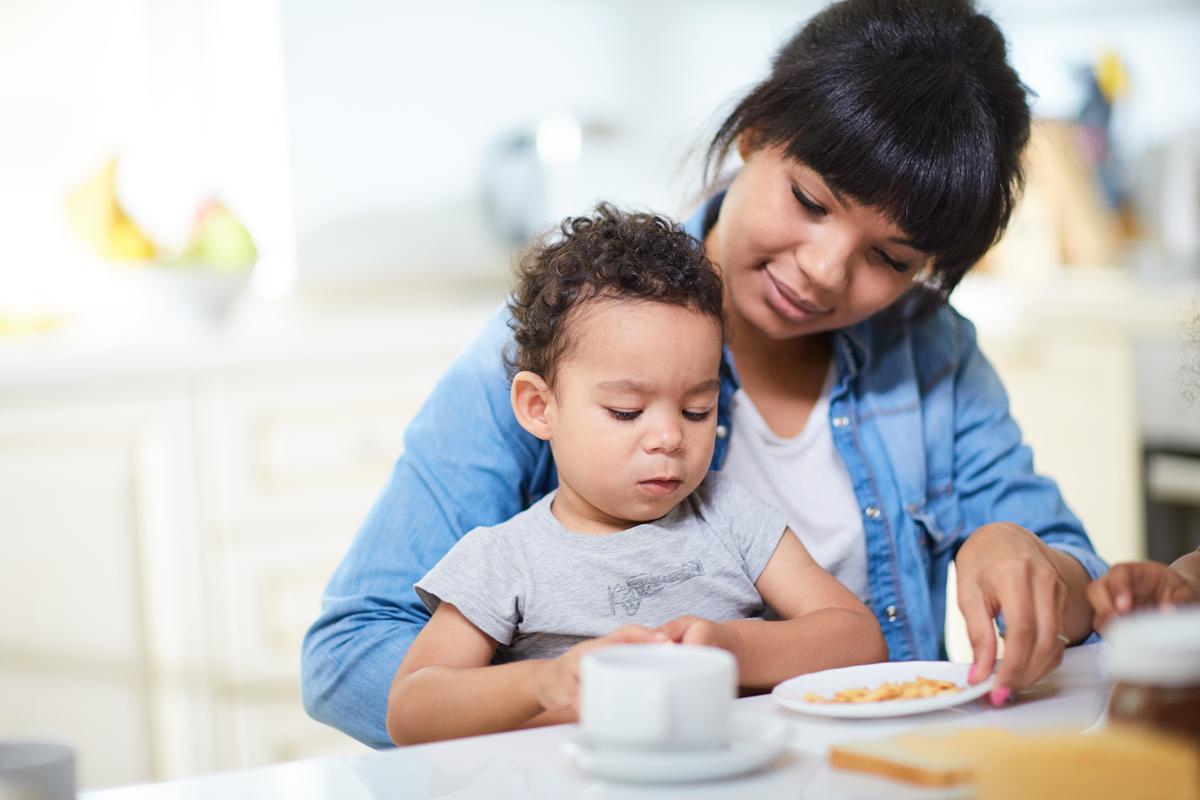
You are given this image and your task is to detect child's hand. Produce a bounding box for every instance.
[656,615,739,652]
[536,625,667,713]
[1087,561,1200,631]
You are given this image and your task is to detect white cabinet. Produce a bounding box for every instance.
[0,301,495,789]
[195,359,450,773]
[0,381,207,788]
[977,329,1143,564]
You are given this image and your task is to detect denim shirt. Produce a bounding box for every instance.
[301,195,1107,748]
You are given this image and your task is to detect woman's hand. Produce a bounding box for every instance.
[535,625,666,714]
[655,615,741,652]
[1087,561,1200,631]
[954,522,1093,705]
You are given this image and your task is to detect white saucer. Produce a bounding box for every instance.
[562,721,790,784]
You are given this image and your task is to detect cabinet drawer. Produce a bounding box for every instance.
[201,362,442,535]
[212,536,349,684]
[222,695,367,768]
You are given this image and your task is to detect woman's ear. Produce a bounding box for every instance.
[735,128,760,160]
[511,370,553,440]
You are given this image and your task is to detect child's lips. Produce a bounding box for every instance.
[638,478,682,496]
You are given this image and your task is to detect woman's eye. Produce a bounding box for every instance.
[876,248,910,273]
[791,185,827,216]
[683,408,714,422]
[606,408,641,421]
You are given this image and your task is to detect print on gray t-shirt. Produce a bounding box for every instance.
[608,559,705,616]
[415,472,788,662]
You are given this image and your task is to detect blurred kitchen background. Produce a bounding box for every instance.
[2,0,1198,790]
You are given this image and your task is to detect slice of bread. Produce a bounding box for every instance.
[829,727,1020,787]
[975,725,1200,800]
[831,724,1200,799]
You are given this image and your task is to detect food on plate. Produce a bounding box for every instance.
[802,675,961,704]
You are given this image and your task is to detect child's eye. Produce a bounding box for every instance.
[683,408,714,422]
[791,185,827,217]
[606,408,641,421]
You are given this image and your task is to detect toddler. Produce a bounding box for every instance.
[385,203,886,745]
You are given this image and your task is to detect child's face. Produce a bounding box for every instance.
[708,143,928,343]
[545,299,722,533]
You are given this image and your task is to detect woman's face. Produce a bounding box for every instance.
[706,142,929,343]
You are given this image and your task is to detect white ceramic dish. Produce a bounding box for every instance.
[773,661,993,719]
[562,720,789,783]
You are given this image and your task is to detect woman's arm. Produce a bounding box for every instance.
[302,308,549,748]
[388,604,666,745]
[943,311,1104,701]
[657,531,887,688]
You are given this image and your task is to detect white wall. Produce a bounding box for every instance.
[2,0,1198,301]
[279,0,1200,286]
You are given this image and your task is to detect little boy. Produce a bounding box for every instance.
[386,203,887,745]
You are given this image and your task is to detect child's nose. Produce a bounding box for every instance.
[644,417,685,454]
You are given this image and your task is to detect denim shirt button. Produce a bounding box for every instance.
[885,605,898,622]
[715,424,729,439]
[832,415,849,428]
[864,505,882,520]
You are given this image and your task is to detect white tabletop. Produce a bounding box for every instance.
[84,644,1110,800]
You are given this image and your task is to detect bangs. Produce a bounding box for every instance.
[769,53,1025,277]
[706,0,1032,305]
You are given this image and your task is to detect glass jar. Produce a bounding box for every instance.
[1105,607,1200,746]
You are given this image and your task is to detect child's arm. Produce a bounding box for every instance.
[387,603,665,745]
[1087,548,1200,631]
[657,529,887,688]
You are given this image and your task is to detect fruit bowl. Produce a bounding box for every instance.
[144,268,251,322]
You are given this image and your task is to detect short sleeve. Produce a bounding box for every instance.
[414,526,525,645]
[693,472,788,583]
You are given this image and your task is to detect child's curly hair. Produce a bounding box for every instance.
[505,202,724,385]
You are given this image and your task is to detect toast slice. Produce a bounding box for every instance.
[831,724,1200,799]
[829,727,1018,787]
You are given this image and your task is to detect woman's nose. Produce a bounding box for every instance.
[797,229,852,293]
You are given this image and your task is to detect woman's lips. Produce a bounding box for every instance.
[638,479,682,496]
[762,267,831,321]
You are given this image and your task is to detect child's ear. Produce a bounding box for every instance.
[511,370,553,440]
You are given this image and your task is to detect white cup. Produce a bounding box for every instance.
[0,742,75,800]
[579,644,736,752]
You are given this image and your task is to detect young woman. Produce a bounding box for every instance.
[303,0,1105,748]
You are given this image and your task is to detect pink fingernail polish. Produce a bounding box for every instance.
[990,687,1011,707]
[968,664,978,683]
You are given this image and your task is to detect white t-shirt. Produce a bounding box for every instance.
[722,366,871,602]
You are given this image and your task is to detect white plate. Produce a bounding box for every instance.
[772,661,993,719]
[562,720,790,783]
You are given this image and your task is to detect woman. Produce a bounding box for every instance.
[303,0,1105,748]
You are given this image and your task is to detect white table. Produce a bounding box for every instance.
[85,645,1110,800]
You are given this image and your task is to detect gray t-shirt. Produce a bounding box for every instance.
[414,472,788,662]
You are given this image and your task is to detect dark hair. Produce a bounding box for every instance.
[705,0,1031,311]
[506,202,724,384]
